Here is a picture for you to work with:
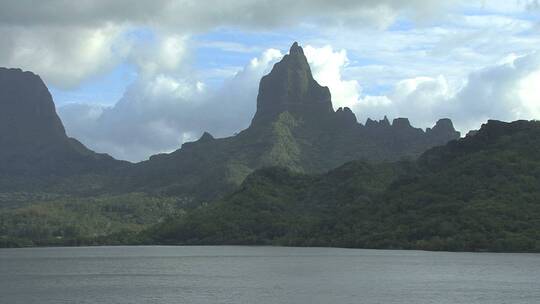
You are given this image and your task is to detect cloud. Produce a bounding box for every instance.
[299,44,540,134]
[130,33,190,76]
[355,52,540,132]
[459,0,540,14]
[0,1,453,28]
[355,76,452,126]
[0,0,457,88]
[58,48,282,161]
[60,45,364,161]
[300,45,452,126]
[4,1,539,162]
[1,0,535,91]
[307,8,539,97]
[0,24,129,88]
[448,52,540,130]
[58,42,540,161]
[304,45,360,110]
[526,0,540,11]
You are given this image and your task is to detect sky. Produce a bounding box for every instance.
[1,0,539,161]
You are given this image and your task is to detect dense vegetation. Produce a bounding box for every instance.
[0,193,186,247]
[146,120,540,252]
[2,120,538,252]
[118,44,458,202]
[1,47,537,252]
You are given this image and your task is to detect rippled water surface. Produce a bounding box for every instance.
[0,246,539,304]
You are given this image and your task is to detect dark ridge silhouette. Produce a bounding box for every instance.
[0,67,124,179]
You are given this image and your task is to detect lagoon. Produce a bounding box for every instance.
[1,246,539,304]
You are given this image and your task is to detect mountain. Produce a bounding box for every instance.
[123,43,459,201]
[0,43,458,199]
[147,119,540,252]
[250,42,334,126]
[1,48,535,251]
[0,68,124,189]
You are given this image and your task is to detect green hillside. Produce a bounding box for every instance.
[116,43,459,202]
[0,193,186,247]
[147,120,540,252]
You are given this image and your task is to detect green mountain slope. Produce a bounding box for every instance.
[0,44,458,202]
[148,120,540,252]
[0,43,463,247]
[120,43,459,201]
[0,193,186,247]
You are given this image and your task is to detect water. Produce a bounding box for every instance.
[0,246,538,304]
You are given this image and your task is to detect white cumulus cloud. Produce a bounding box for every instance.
[304,45,361,110]
[58,48,282,161]
[0,0,457,88]
[57,43,540,161]
[0,24,129,89]
[355,52,540,132]
[301,44,540,133]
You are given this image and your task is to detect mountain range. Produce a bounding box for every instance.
[148,119,540,252]
[2,43,537,252]
[0,43,459,202]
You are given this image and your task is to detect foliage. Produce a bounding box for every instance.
[146,121,540,252]
[3,121,539,252]
[0,193,185,247]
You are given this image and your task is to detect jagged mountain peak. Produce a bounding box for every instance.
[335,107,358,127]
[289,41,303,55]
[250,42,333,126]
[392,117,412,129]
[365,116,392,129]
[0,67,122,176]
[427,118,461,139]
[0,67,67,145]
[199,131,215,142]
